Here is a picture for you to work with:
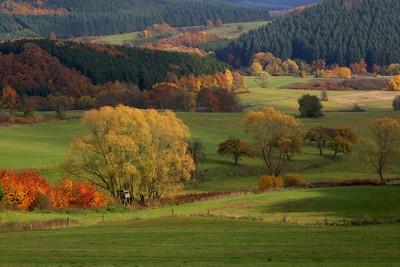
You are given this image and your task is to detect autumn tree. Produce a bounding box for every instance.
[1,85,18,116]
[388,75,400,91]
[298,94,323,118]
[250,62,263,75]
[367,118,400,183]
[328,128,357,159]
[350,59,368,75]
[218,137,254,165]
[305,127,332,155]
[64,105,195,204]
[243,107,303,176]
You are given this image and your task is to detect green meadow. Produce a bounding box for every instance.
[79,21,270,45]
[1,76,400,266]
[0,76,399,188]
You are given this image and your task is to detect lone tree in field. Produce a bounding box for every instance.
[298,94,322,118]
[64,105,195,204]
[1,85,18,116]
[243,107,303,177]
[368,118,400,183]
[218,137,254,165]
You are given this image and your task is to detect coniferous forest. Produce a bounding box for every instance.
[218,0,400,67]
[0,0,269,40]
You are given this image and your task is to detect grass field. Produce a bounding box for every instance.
[1,217,399,266]
[79,21,269,45]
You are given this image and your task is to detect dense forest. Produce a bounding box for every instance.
[0,0,269,40]
[225,0,320,9]
[218,0,400,67]
[0,39,228,95]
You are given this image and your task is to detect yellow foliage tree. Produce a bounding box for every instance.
[250,62,263,75]
[388,75,400,91]
[64,105,195,204]
[243,107,304,176]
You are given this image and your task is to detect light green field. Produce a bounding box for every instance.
[204,21,270,39]
[1,216,399,266]
[80,21,269,45]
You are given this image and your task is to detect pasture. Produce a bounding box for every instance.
[0,217,399,266]
[77,21,270,45]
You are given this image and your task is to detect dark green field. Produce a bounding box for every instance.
[0,217,399,266]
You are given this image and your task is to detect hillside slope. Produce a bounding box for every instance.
[0,0,269,40]
[0,39,227,95]
[218,0,400,67]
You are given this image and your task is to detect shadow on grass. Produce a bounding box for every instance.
[263,186,400,220]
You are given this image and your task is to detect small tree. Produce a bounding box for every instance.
[256,72,270,88]
[244,107,304,177]
[368,118,400,183]
[320,90,328,101]
[298,94,323,118]
[327,128,357,159]
[388,75,400,91]
[305,127,332,155]
[1,85,18,117]
[188,138,205,165]
[392,96,400,111]
[218,137,254,165]
[48,95,70,119]
[250,62,263,75]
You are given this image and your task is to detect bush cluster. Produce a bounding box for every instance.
[0,170,108,211]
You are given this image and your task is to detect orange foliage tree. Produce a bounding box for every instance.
[0,170,51,210]
[52,178,108,209]
[388,75,400,91]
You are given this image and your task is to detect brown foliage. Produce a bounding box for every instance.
[0,44,94,97]
[283,173,304,187]
[258,176,283,191]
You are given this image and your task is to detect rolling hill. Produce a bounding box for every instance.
[0,0,270,40]
[218,0,400,67]
[0,39,227,95]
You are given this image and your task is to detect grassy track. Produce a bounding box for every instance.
[0,217,399,266]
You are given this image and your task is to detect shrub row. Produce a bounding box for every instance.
[0,170,108,211]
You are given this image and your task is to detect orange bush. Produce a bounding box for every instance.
[258,175,283,191]
[52,178,108,209]
[283,173,304,187]
[0,170,51,210]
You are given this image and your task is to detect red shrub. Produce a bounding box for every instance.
[0,170,51,210]
[52,178,108,209]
